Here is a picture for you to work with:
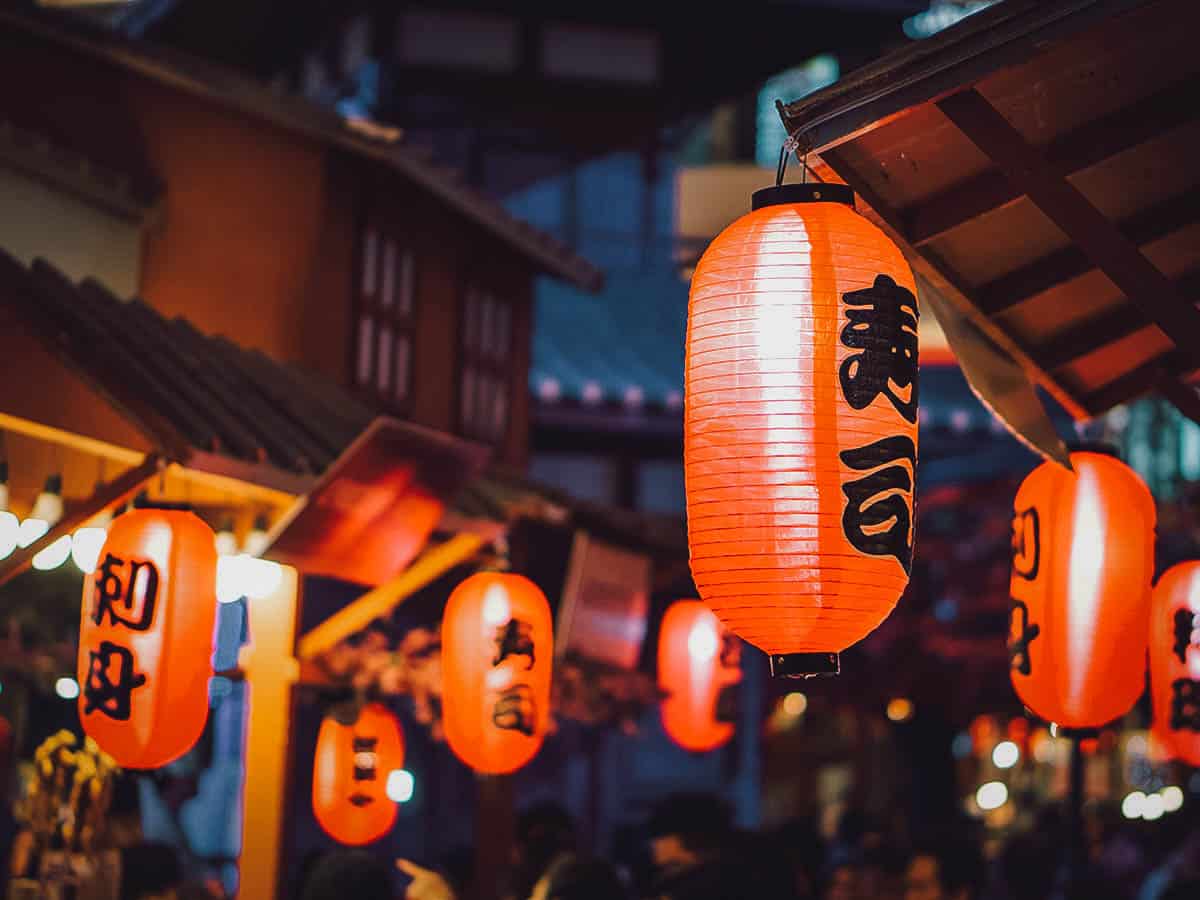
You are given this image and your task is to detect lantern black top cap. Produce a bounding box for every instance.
[753,183,854,211]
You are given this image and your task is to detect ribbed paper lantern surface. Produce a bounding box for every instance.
[77,509,217,768]
[1150,561,1200,765]
[313,703,405,845]
[441,572,553,774]
[658,600,741,752]
[685,183,919,676]
[1008,450,1155,729]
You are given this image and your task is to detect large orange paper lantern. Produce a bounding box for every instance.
[312,702,405,845]
[441,572,552,774]
[1150,561,1200,765]
[685,183,919,676]
[77,509,217,768]
[1007,450,1155,729]
[658,600,741,752]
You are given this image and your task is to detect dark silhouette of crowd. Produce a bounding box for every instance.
[293,789,1200,900]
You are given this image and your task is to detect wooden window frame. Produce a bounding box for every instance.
[353,222,418,415]
[458,280,515,445]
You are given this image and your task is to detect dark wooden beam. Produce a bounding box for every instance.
[778,0,1143,153]
[1036,269,1200,370]
[1080,350,1194,414]
[974,185,1200,315]
[0,453,164,587]
[937,90,1200,364]
[906,76,1200,245]
[1160,377,1200,428]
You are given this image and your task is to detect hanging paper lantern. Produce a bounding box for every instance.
[441,572,552,774]
[1150,561,1200,765]
[312,702,405,845]
[658,601,741,752]
[1007,449,1155,729]
[685,183,919,677]
[77,509,217,768]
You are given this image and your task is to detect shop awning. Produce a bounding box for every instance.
[776,0,1200,423]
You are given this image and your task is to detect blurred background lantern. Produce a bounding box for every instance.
[312,702,405,845]
[441,572,553,774]
[1150,560,1200,765]
[684,182,919,676]
[658,600,742,752]
[1008,450,1155,728]
[77,508,218,768]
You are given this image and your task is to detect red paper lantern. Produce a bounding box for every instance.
[312,702,405,845]
[441,572,553,774]
[1150,561,1200,765]
[658,600,741,752]
[685,183,919,676]
[77,509,217,768]
[1008,450,1155,729]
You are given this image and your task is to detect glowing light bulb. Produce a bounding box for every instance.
[992,740,1020,769]
[0,511,18,561]
[214,520,238,557]
[887,697,914,722]
[71,527,107,574]
[243,514,270,557]
[1122,791,1147,819]
[55,677,79,700]
[386,769,415,803]
[30,475,63,526]
[33,534,72,570]
[217,554,283,603]
[18,518,49,548]
[1161,785,1184,813]
[976,781,1008,811]
[1142,793,1165,821]
[783,692,807,716]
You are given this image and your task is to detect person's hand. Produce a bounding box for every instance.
[396,859,457,900]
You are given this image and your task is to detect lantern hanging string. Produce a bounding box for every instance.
[775,134,823,188]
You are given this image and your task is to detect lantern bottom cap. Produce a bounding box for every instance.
[769,652,840,679]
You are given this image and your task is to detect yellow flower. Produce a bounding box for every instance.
[40,760,53,778]
[84,737,99,754]
[56,730,76,745]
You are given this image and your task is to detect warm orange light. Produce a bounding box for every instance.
[1150,561,1200,765]
[1008,451,1155,728]
[441,572,553,774]
[77,509,217,769]
[886,697,914,723]
[685,183,918,676]
[658,600,741,752]
[312,703,405,845]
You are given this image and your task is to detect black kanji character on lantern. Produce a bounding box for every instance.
[1170,678,1200,732]
[83,640,146,721]
[1011,507,1040,581]
[715,682,739,725]
[840,435,916,573]
[1173,609,1196,664]
[492,684,536,736]
[493,618,535,670]
[838,274,919,423]
[719,632,740,669]
[91,553,159,632]
[1008,599,1040,676]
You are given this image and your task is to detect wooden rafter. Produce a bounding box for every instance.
[904,75,1200,245]
[974,184,1200,315]
[0,453,163,587]
[818,145,1090,420]
[936,91,1200,385]
[1035,268,1200,370]
[1160,377,1200,427]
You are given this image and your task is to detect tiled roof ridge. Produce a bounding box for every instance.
[0,6,603,292]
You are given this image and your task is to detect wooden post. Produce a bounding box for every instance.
[473,774,515,900]
[237,565,301,900]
